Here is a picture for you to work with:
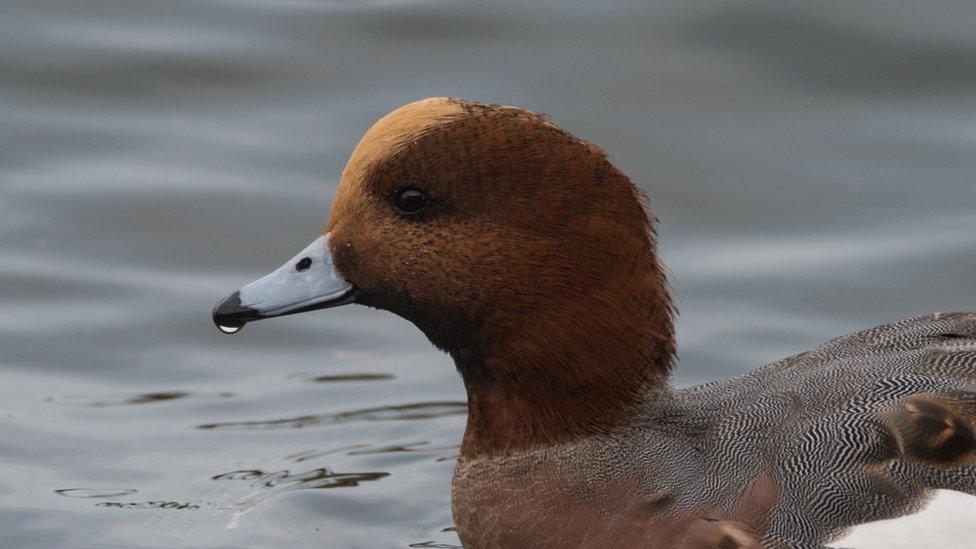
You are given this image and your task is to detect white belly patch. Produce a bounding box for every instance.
[831,490,976,548]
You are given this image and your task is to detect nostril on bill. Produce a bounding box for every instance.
[295,257,312,272]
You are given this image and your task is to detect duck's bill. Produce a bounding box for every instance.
[212,233,356,333]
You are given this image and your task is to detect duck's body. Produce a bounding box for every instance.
[456,311,976,547]
[213,98,976,548]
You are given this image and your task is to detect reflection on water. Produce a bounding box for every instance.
[2,0,974,546]
[197,401,467,430]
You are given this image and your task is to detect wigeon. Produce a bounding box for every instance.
[214,98,976,548]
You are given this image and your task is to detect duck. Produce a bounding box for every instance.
[213,97,976,548]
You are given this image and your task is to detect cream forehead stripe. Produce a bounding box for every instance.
[342,98,467,180]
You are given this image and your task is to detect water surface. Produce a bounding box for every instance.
[2,0,975,547]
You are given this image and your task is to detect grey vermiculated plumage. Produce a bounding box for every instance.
[456,312,976,547]
[621,311,976,546]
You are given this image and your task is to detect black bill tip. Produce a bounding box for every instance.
[212,291,262,334]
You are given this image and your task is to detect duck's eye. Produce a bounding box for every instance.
[393,187,428,215]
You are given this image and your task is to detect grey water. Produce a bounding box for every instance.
[1,1,975,547]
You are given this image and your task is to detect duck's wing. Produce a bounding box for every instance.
[737,312,976,547]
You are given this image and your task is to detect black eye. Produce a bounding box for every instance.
[393,187,428,215]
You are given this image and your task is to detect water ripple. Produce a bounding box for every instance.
[95,501,201,510]
[288,372,395,383]
[47,391,234,408]
[196,401,466,431]
[55,488,138,498]
[212,467,388,490]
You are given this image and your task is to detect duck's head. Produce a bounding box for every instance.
[214,98,675,453]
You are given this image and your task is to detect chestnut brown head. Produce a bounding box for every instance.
[214,98,675,451]
[328,98,672,379]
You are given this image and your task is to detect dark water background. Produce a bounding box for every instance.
[2,1,975,547]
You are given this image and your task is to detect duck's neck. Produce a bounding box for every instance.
[457,364,665,458]
[452,284,675,457]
